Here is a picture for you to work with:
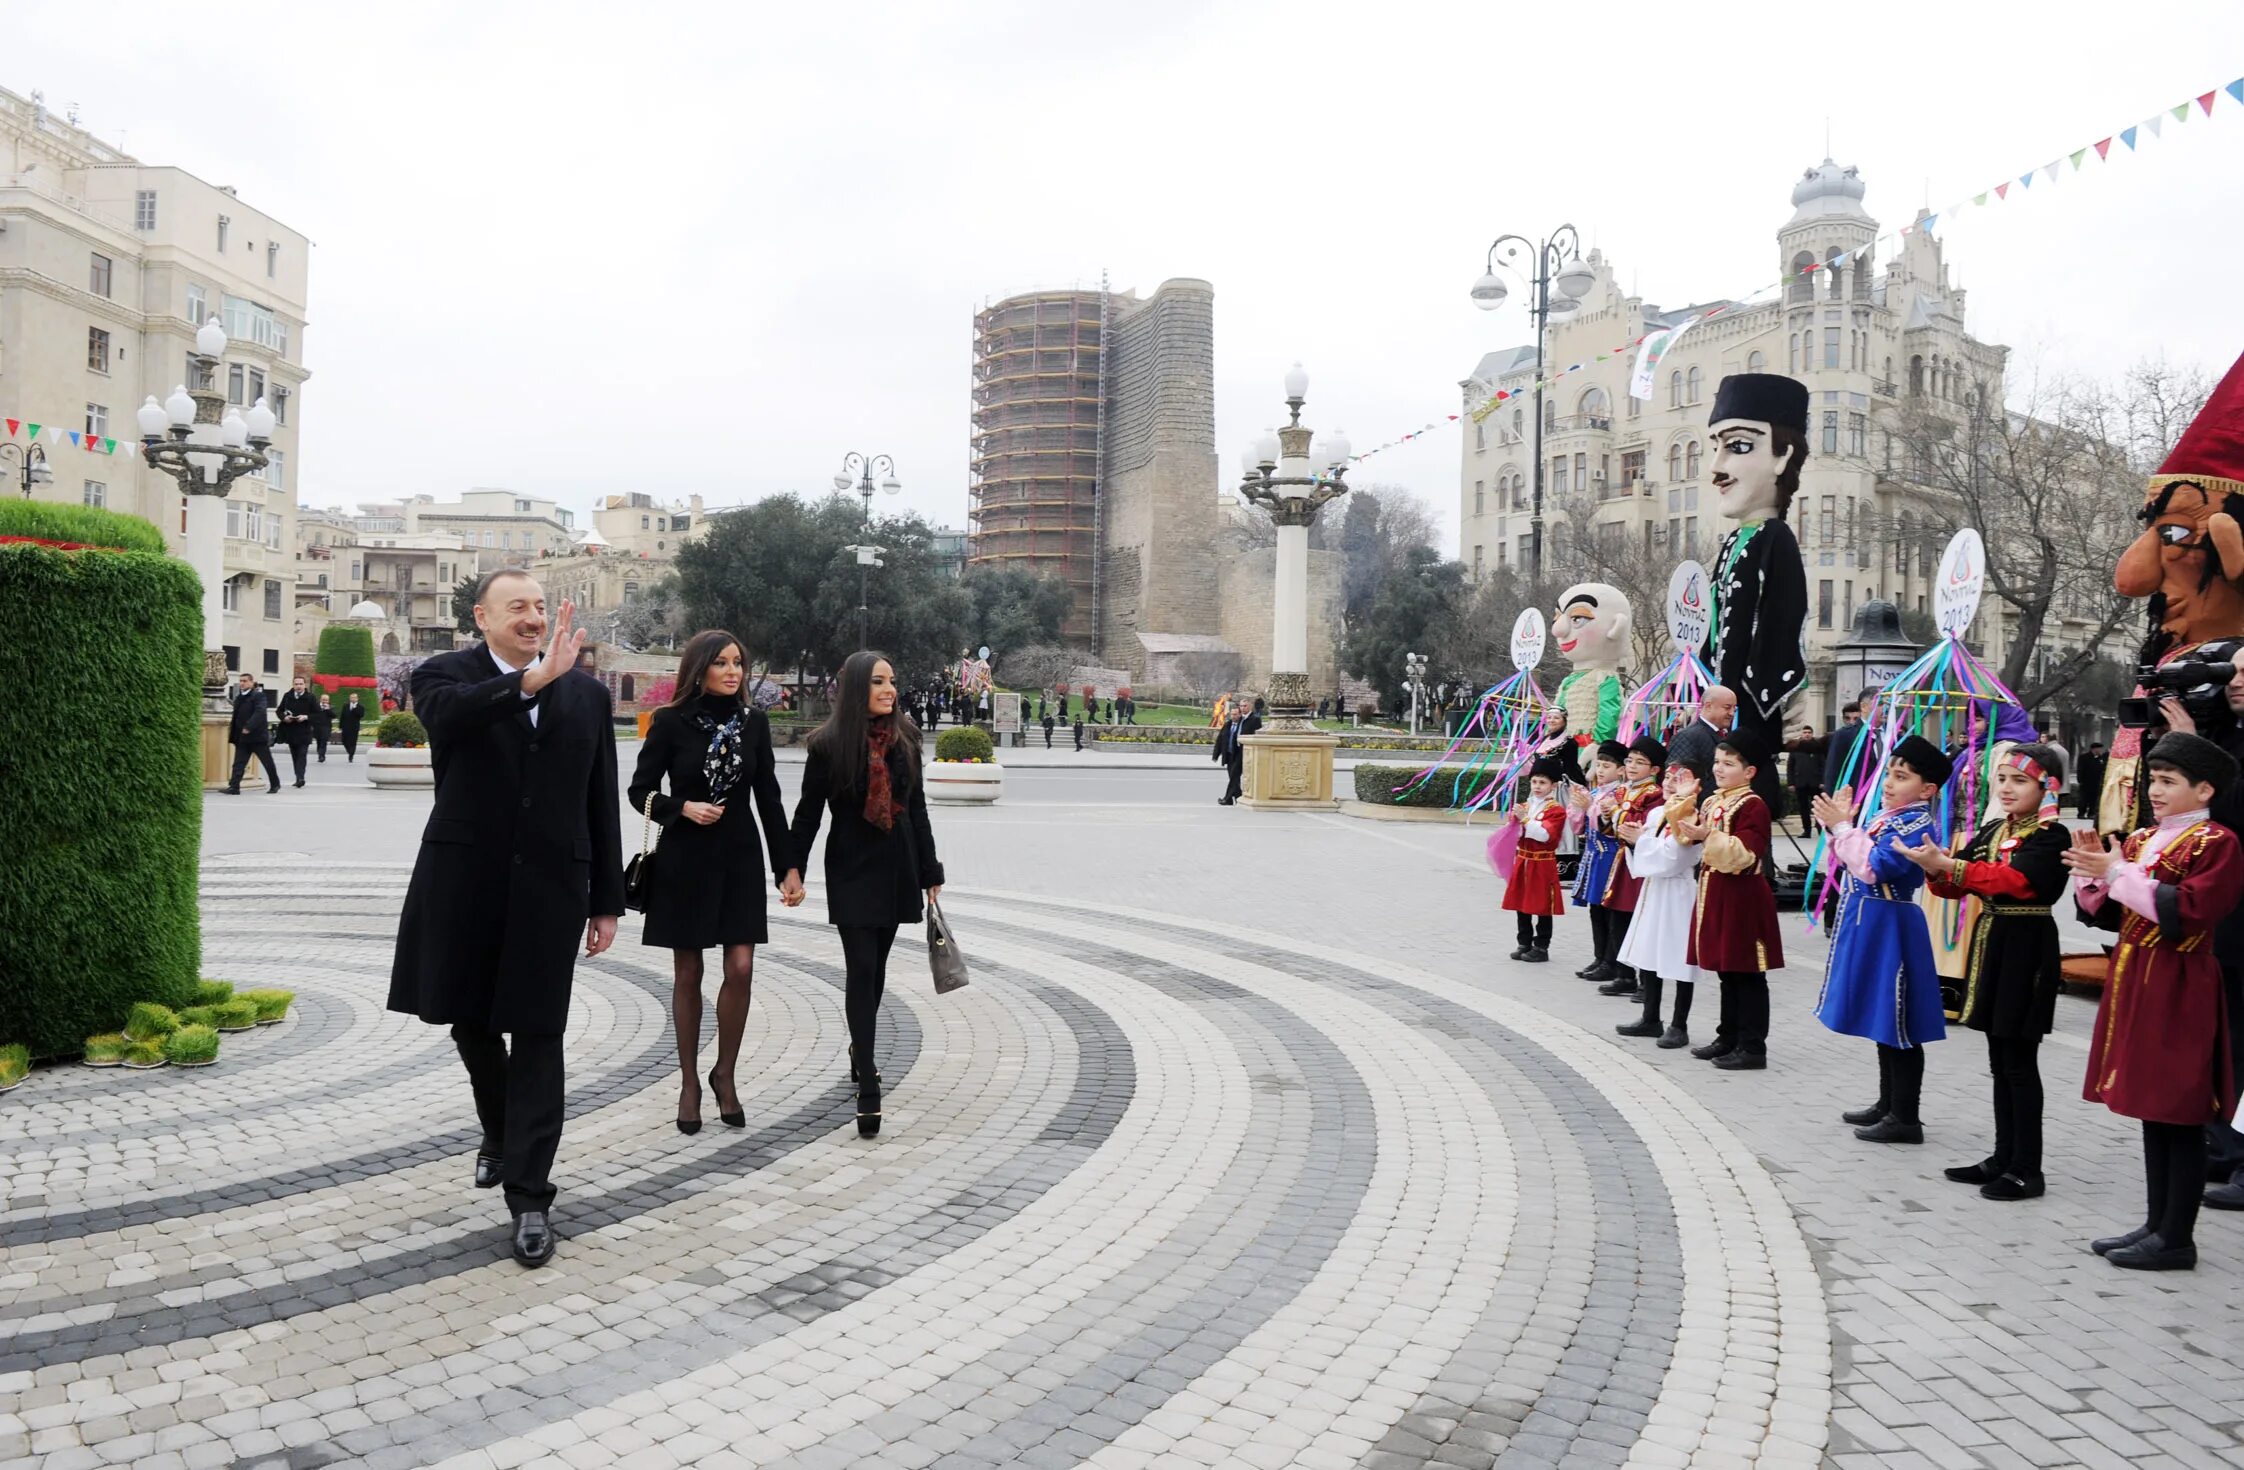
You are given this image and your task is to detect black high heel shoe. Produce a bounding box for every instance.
[857,1072,882,1138]
[676,1075,702,1135]
[708,1065,745,1128]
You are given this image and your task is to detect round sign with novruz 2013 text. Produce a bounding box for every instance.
[1933,528,1985,639]
[1511,609,1546,672]
[1666,560,1711,655]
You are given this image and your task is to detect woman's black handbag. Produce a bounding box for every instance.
[624,796,662,913]
[927,896,969,994]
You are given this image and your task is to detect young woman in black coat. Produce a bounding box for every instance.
[629,632,803,1134]
[789,649,944,1138]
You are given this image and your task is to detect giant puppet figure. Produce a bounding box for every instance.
[2099,350,2244,834]
[1702,372,1811,815]
[1552,582,1633,747]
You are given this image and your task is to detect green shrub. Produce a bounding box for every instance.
[237,988,294,1023]
[121,1038,167,1068]
[1352,763,1507,810]
[162,1024,220,1065]
[376,711,427,747]
[178,1005,220,1028]
[124,1003,180,1041]
[211,999,261,1030]
[0,1043,27,1088]
[188,979,235,1006]
[315,624,377,679]
[934,726,995,763]
[0,507,203,1059]
[83,1033,127,1065]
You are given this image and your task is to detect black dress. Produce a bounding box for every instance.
[788,734,944,929]
[1943,818,2069,1036]
[628,697,792,949]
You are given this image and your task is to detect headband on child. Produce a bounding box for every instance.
[1999,749,2060,823]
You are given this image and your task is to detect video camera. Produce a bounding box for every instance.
[2118,637,2244,730]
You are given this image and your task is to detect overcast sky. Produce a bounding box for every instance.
[24,1,2244,552]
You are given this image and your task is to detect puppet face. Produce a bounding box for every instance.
[1881,758,1937,811]
[1993,766,2042,816]
[1709,419,1790,523]
[2144,763,2216,820]
[2116,479,2244,648]
[1624,752,1658,783]
[1551,582,1631,669]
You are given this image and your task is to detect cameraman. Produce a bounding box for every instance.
[2156,645,2244,1211]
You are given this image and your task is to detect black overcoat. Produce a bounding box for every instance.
[387,645,626,1036]
[627,701,793,949]
[276,689,318,750]
[310,703,334,740]
[789,735,945,929]
[229,686,272,746]
[1703,516,1809,729]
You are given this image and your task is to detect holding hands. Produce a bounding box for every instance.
[780,869,806,907]
[2062,827,2117,881]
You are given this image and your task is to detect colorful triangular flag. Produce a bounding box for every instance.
[2043,161,2061,182]
[1995,182,2010,200]
[3,419,16,437]
[2069,148,2087,170]
[103,438,117,454]
[26,423,40,441]
[2172,102,2189,122]
[2093,137,2113,160]
[2228,78,2243,106]
[2145,113,2163,139]
[2018,173,2034,190]
[2198,90,2217,116]
[2121,126,2138,150]
[66,431,82,448]
[1972,190,1988,205]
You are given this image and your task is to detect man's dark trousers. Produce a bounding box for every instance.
[230,741,280,792]
[452,1024,565,1216]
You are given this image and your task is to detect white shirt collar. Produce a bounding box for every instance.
[488,644,525,676]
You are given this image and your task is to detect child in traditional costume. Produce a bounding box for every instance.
[1597,737,1667,999]
[1679,730,1783,1069]
[1570,740,1631,985]
[2066,731,2244,1271]
[1895,742,2070,1200]
[1504,755,1569,963]
[1617,749,1709,1048]
[1811,734,1953,1144]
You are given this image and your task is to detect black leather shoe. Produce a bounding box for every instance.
[1522,947,1550,963]
[857,1073,882,1138]
[1508,946,1531,961]
[1712,1050,1767,1070]
[1980,1173,2045,1201]
[1656,1025,1690,1049]
[1690,1039,1734,1060]
[1854,1116,1924,1144]
[1944,1161,2000,1185]
[474,1154,503,1190]
[511,1211,554,1268]
[2107,1233,2196,1271]
[223,786,241,795]
[2203,1182,2244,1211]
[1574,960,1604,979]
[1597,974,1640,996]
[1841,1104,1887,1127]
[1615,1014,1662,1038]
[2090,1225,2155,1256]
[1579,962,1615,983]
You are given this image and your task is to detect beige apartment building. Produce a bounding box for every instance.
[0,86,310,679]
[1458,157,2120,725]
[293,506,470,656]
[401,489,575,569]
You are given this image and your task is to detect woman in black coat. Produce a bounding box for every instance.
[339,693,366,762]
[789,649,944,1138]
[629,631,800,1134]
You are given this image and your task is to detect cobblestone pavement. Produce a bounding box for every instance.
[1,758,2237,1469]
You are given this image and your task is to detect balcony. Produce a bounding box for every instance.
[1547,414,1614,435]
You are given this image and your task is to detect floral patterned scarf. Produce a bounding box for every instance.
[864,723,905,831]
[691,697,746,804]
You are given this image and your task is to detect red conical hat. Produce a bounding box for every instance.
[2152,349,2244,499]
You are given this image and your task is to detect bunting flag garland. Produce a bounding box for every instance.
[1,417,140,456]
[1348,68,2244,465]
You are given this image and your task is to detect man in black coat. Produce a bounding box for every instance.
[2075,741,2107,820]
[1823,700,1866,793]
[1212,706,1245,805]
[225,673,281,794]
[387,573,625,1268]
[1663,686,1733,778]
[275,675,318,787]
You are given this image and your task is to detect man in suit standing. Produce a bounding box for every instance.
[225,672,281,794]
[1213,703,1244,805]
[388,571,625,1268]
[1822,700,1866,793]
[1664,686,1733,778]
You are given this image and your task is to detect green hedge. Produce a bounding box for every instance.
[377,711,426,747]
[1352,762,1510,810]
[934,725,994,762]
[315,624,376,678]
[0,503,203,1059]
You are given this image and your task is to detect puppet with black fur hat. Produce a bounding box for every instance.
[2064,730,2244,1270]
[1676,728,1784,1068]
[1811,734,1954,1145]
[1503,754,1572,962]
[1702,373,1811,816]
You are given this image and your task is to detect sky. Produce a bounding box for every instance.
[21,1,2244,554]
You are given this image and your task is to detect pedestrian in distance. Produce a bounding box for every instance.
[1041,710,1055,748]
[1786,721,1824,837]
[224,673,281,795]
[629,631,803,1135]
[1213,703,1246,805]
[788,650,946,1139]
[276,674,318,788]
[312,693,335,763]
[386,572,625,1270]
[339,692,366,762]
[1072,713,1084,751]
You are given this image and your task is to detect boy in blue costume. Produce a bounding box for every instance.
[1811,733,1954,1144]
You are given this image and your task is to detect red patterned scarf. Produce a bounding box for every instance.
[863,723,905,831]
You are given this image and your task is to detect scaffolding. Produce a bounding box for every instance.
[967,288,1105,643]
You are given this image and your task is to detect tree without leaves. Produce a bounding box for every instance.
[1171,650,1245,705]
[1541,489,1675,676]
[1334,486,1441,631]
[995,644,1081,698]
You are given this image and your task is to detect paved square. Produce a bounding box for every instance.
[2,751,2238,1469]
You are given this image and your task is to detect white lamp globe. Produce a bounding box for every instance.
[879,473,902,496]
[196,317,227,358]
[833,472,853,492]
[1555,257,1596,300]
[1470,272,1508,311]
[164,384,196,427]
[136,396,169,439]
[220,409,249,449]
[1254,426,1281,466]
[1323,427,1353,467]
[1283,362,1309,401]
[245,396,277,443]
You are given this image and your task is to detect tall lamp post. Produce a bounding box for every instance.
[1,440,53,497]
[833,451,901,649]
[136,316,274,699]
[1234,363,1351,809]
[1471,226,1596,581]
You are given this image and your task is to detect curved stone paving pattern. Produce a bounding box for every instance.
[0,861,1827,1469]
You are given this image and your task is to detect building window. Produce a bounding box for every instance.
[1552,457,1569,495]
[266,511,283,550]
[1818,579,1834,628]
[1909,355,1924,396]
[1823,328,1840,370]
[1474,421,1486,451]
[1822,410,1839,455]
[1473,545,1484,580]
[273,389,287,425]
[1788,334,1799,374]
[1684,440,1701,479]
[1668,371,1683,410]
[228,363,246,406]
[89,253,113,297]
[220,295,288,353]
[501,531,513,550]
[217,216,230,252]
[265,447,285,491]
[1473,480,1484,516]
[351,559,362,580]
[135,190,158,230]
[1684,516,1699,556]
[247,366,266,406]
[1625,390,1639,420]
[1847,413,1866,458]
[641,515,651,530]
[1819,495,1835,545]
[1667,443,1682,480]
[187,283,207,324]
[83,480,106,508]
[482,531,495,547]
[245,504,263,544]
[1686,366,1704,403]
[263,579,282,620]
[1573,452,1587,487]
[221,579,239,612]
[1747,350,1767,374]
[1621,449,1645,484]
[515,499,531,514]
[266,242,278,279]
[262,647,279,675]
[1789,251,1816,302]
[88,327,111,373]
[85,404,108,440]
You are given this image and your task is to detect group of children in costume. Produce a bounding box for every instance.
[1496,724,2242,1271]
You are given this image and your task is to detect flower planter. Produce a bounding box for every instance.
[925,761,1003,805]
[368,745,434,789]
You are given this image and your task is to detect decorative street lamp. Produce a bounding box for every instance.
[1,439,53,498]
[137,316,273,696]
[1232,363,1352,807]
[833,451,901,650]
[1471,225,1596,580]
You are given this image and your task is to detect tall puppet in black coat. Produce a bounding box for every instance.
[387,581,624,1264]
[1701,372,1811,817]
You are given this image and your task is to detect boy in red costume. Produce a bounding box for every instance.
[1679,729,1784,1070]
[1505,754,1570,963]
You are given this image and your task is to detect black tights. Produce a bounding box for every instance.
[1668,978,1694,1027]
[839,924,899,1076]
[1516,912,1552,949]
[672,945,755,1114]
[1984,1033,2044,1179]
[2142,1120,2207,1249]
[1716,972,1770,1054]
[1588,906,1635,974]
[1873,1043,1927,1125]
